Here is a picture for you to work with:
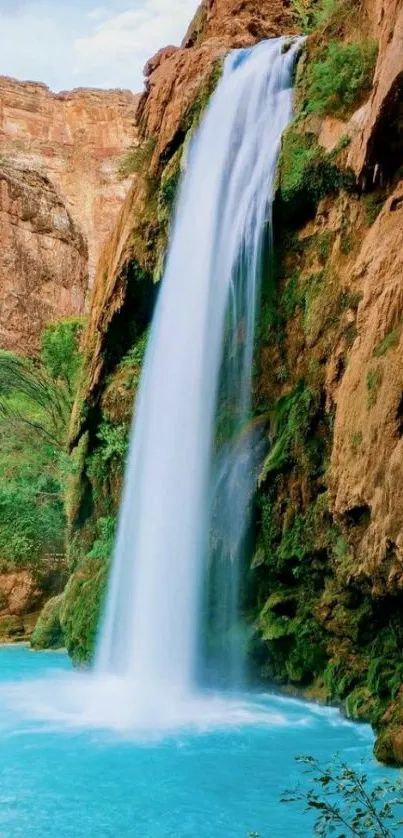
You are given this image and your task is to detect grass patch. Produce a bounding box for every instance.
[374,326,401,357]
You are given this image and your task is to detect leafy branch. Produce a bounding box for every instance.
[281,755,403,837]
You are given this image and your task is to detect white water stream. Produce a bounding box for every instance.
[96,38,301,710]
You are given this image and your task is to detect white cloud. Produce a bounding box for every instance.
[0,0,200,91]
[75,0,199,85]
[87,6,110,21]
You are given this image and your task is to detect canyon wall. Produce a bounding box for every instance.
[0,77,139,352]
[33,0,403,764]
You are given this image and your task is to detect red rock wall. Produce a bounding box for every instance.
[0,77,139,352]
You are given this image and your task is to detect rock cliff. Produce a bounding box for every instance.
[0,160,87,353]
[36,0,403,764]
[0,77,139,352]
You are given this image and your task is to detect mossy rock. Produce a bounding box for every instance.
[305,39,378,119]
[31,595,64,650]
[158,148,183,225]
[277,126,353,224]
[60,558,109,664]
[344,686,379,724]
[374,693,403,765]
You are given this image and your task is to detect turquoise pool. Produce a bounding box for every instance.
[0,646,379,837]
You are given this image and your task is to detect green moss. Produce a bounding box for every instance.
[184,59,223,131]
[31,595,64,650]
[351,431,362,454]
[277,128,351,222]
[317,231,333,264]
[87,516,117,562]
[158,148,183,223]
[340,229,353,255]
[290,0,355,34]
[366,367,382,408]
[118,137,156,180]
[60,558,109,664]
[280,273,301,319]
[306,40,378,118]
[345,686,379,723]
[373,326,401,357]
[259,381,321,482]
[363,192,384,226]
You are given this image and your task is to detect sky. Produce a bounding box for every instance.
[0,0,200,92]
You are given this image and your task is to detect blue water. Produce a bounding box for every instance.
[0,646,381,837]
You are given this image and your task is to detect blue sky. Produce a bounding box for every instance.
[0,0,200,91]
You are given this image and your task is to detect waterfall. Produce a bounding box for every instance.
[96,38,301,706]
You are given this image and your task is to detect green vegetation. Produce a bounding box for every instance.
[0,319,84,570]
[374,326,401,358]
[184,59,223,131]
[118,137,157,180]
[282,755,403,836]
[291,0,353,33]
[159,148,183,221]
[364,193,385,226]
[278,128,353,221]
[60,557,109,663]
[306,40,378,118]
[351,431,363,454]
[367,368,382,408]
[259,381,322,482]
[31,595,64,650]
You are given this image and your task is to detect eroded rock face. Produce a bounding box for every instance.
[330,181,403,584]
[0,161,87,353]
[0,77,139,283]
[349,0,403,179]
[0,567,63,643]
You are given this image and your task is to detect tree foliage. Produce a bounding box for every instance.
[281,755,403,836]
[0,319,84,569]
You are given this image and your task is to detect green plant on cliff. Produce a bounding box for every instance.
[291,0,353,33]
[306,40,378,118]
[184,59,223,131]
[367,368,382,409]
[118,137,157,180]
[259,381,321,481]
[282,755,403,836]
[278,128,352,221]
[374,325,402,358]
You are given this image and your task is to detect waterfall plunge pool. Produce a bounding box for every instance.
[0,645,382,838]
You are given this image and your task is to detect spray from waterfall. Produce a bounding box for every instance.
[96,37,301,708]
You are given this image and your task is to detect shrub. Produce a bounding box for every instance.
[41,318,84,397]
[118,137,156,180]
[278,129,351,222]
[307,40,378,118]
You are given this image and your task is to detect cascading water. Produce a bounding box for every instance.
[96,37,301,709]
